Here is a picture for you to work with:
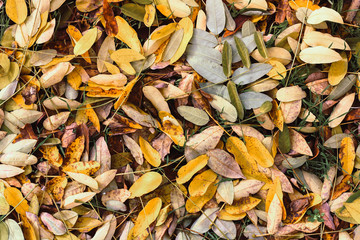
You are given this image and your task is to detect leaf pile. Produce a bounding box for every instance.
[1,0,360,239]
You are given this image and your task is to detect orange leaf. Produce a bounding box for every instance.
[340,137,355,175]
[85,104,100,132]
[64,136,85,167]
[4,187,29,216]
[103,0,118,36]
[40,146,63,168]
[45,176,68,202]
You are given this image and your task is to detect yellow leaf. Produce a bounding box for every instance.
[40,145,63,167]
[144,4,156,27]
[224,196,261,214]
[46,176,68,202]
[73,28,98,56]
[226,137,271,183]
[176,155,209,185]
[0,193,9,215]
[21,216,38,240]
[328,52,348,86]
[218,210,246,221]
[66,26,91,63]
[132,197,162,238]
[129,172,162,198]
[170,17,193,63]
[85,104,100,132]
[4,187,29,216]
[115,16,143,53]
[269,100,284,131]
[265,178,286,220]
[186,180,218,213]
[62,161,100,175]
[75,108,88,125]
[139,136,161,167]
[155,0,173,19]
[244,136,274,168]
[67,66,88,90]
[340,137,355,175]
[266,59,287,80]
[6,0,27,24]
[111,48,145,63]
[299,46,342,64]
[159,111,185,146]
[344,198,360,223]
[188,169,217,197]
[114,78,138,109]
[151,23,177,40]
[64,136,85,167]
[73,217,102,232]
[289,0,320,11]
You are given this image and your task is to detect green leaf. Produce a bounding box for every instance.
[234,36,251,69]
[254,31,268,59]
[121,3,146,22]
[278,124,291,154]
[227,81,244,120]
[242,20,256,37]
[132,0,153,4]
[259,101,272,113]
[222,41,232,77]
[0,222,8,240]
[329,74,356,100]
[177,106,209,126]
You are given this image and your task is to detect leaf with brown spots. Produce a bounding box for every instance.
[63,136,85,167]
[45,176,68,202]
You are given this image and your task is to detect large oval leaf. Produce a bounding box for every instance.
[206,149,245,179]
[299,46,342,64]
[206,0,226,35]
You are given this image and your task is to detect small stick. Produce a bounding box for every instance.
[345,0,360,23]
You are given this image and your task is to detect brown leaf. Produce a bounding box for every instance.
[103,0,118,36]
[206,149,245,179]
